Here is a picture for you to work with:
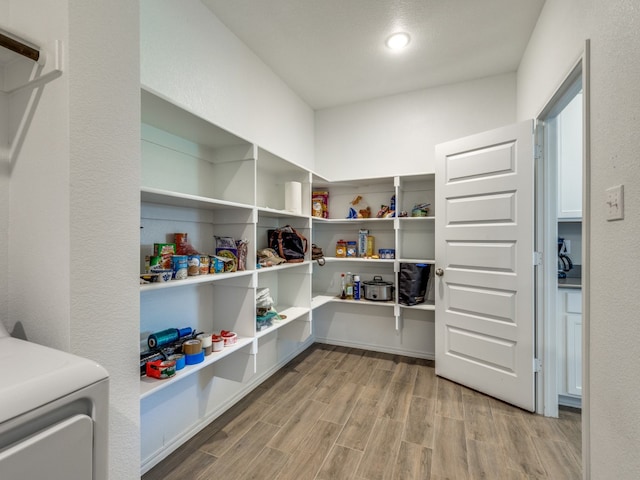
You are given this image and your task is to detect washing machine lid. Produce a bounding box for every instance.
[0,337,108,424]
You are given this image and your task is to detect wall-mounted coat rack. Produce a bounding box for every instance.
[0,26,62,94]
[0,30,43,65]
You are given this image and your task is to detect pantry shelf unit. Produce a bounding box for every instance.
[139,335,255,399]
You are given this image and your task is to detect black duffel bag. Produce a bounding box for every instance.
[268,225,308,263]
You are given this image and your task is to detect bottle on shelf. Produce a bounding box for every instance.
[353,275,361,300]
[340,273,347,299]
[346,272,354,300]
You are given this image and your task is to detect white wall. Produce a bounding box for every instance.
[140,0,315,171]
[519,0,640,477]
[315,73,516,179]
[3,1,141,479]
[5,0,71,350]
[68,2,141,478]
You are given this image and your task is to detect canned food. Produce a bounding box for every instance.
[187,254,200,276]
[174,233,188,255]
[209,255,225,274]
[199,255,210,275]
[172,255,188,280]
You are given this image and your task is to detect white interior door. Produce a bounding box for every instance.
[435,120,535,411]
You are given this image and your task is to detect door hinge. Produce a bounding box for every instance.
[533,251,542,266]
[535,143,543,161]
[534,358,542,373]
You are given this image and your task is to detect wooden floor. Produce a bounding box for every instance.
[143,343,582,480]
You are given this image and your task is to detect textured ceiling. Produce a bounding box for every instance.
[202,0,545,109]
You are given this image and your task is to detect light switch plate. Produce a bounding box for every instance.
[606,184,624,221]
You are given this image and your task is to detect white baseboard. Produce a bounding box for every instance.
[315,336,435,360]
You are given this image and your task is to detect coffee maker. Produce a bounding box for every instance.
[558,237,573,278]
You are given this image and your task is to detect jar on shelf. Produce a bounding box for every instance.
[346,241,357,257]
[336,239,347,257]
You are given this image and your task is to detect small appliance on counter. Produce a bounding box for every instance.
[558,237,573,279]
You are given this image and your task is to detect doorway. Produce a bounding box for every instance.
[536,58,587,419]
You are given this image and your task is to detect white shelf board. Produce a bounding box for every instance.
[141,88,250,150]
[311,293,395,309]
[256,305,311,339]
[398,259,435,264]
[140,270,254,292]
[312,217,395,224]
[400,301,435,311]
[139,335,254,399]
[257,206,310,219]
[398,216,435,221]
[320,257,395,264]
[257,261,312,273]
[141,187,254,212]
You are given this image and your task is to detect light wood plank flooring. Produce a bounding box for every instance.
[143,343,582,480]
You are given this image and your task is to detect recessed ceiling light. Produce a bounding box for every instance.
[386,32,410,50]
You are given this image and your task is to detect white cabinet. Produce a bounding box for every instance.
[311,174,436,359]
[556,92,583,220]
[557,288,582,402]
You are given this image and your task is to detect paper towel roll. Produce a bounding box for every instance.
[285,181,302,214]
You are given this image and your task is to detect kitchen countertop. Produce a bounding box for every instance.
[558,277,582,289]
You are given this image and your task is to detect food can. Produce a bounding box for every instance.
[171,255,188,280]
[174,233,188,255]
[209,255,225,274]
[187,254,200,276]
[199,255,210,275]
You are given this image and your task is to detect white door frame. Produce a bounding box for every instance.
[535,41,590,479]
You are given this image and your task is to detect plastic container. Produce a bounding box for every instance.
[336,239,347,257]
[366,235,375,257]
[378,249,395,259]
[346,241,357,257]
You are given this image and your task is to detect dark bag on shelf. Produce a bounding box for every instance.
[268,225,308,263]
[398,263,431,306]
[311,243,325,265]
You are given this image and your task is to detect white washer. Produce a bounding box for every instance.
[0,323,109,480]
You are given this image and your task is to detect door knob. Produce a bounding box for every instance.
[435,268,444,277]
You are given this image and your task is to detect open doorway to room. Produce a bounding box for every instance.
[535,51,589,476]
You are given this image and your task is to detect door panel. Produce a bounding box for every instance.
[435,120,535,411]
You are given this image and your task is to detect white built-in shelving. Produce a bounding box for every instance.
[138,87,436,473]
